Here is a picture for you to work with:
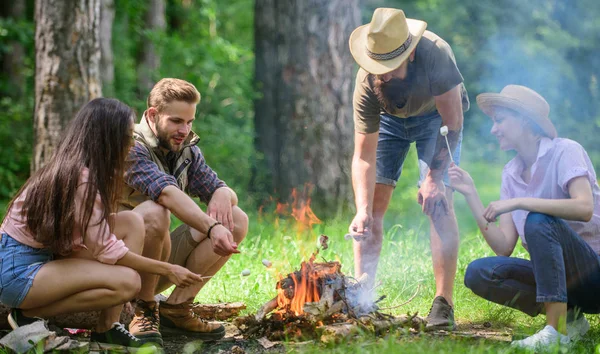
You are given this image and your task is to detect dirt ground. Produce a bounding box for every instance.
[159,321,513,353]
[0,321,513,353]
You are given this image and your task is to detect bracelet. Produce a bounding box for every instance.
[206,221,222,239]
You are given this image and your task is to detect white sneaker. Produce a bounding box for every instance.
[511,325,570,350]
[567,315,590,342]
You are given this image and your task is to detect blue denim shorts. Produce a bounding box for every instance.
[0,233,52,308]
[376,112,462,187]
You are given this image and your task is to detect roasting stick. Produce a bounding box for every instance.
[439,125,454,163]
[200,269,251,280]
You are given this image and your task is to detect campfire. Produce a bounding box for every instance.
[235,236,425,343]
[240,189,424,342]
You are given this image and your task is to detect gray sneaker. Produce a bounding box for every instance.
[425,296,456,331]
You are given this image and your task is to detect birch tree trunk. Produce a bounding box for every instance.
[33,0,102,172]
[254,0,360,215]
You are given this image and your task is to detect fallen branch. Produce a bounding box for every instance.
[378,284,421,311]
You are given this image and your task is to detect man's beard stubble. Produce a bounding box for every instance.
[372,61,415,113]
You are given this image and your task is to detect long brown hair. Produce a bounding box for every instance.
[5,98,134,255]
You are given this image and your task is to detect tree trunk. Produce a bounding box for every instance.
[32,0,102,172]
[0,0,26,98]
[137,0,166,94]
[99,0,115,97]
[254,0,360,216]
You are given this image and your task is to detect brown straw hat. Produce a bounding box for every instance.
[476,85,557,138]
[349,8,427,75]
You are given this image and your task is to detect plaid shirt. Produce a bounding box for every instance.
[125,142,226,205]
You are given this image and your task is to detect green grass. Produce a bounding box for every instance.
[179,152,600,353]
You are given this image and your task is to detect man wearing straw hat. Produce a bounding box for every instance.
[348,8,469,330]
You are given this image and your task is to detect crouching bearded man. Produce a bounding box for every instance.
[120,78,248,345]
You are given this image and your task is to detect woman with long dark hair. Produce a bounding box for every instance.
[0,98,202,350]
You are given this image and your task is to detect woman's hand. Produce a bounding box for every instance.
[448,164,476,196]
[166,264,203,288]
[483,199,520,222]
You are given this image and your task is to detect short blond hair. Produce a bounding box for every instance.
[147,78,201,112]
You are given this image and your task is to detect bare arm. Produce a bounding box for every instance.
[158,185,239,256]
[484,176,594,223]
[464,191,520,256]
[448,165,519,256]
[349,131,378,235]
[158,185,217,235]
[117,251,202,287]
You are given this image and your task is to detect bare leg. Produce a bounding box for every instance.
[429,188,459,306]
[21,211,144,332]
[545,302,568,334]
[132,201,171,302]
[159,206,249,303]
[353,183,394,289]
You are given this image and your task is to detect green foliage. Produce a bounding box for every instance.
[0,14,35,202]
[112,0,256,201]
[366,0,600,166]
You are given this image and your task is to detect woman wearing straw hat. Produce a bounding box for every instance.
[348,8,469,330]
[450,85,600,349]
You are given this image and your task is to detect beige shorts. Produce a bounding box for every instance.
[168,224,200,267]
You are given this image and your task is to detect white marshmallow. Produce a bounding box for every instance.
[241,269,251,276]
[262,259,272,268]
[440,126,449,136]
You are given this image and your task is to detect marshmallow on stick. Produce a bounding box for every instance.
[440,125,454,163]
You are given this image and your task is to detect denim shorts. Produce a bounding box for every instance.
[376,111,462,187]
[0,233,52,308]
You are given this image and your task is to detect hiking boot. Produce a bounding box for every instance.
[129,300,163,346]
[7,308,43,329]
[425,296,456,331]
[511,325,570,350]
[159,300,225,340]
[90,322,148,351]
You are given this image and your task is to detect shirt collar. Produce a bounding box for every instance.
[506,137,555,179]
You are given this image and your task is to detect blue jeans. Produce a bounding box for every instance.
[376,112,462,187]
[464,213,600,316]
[0,233,52,308]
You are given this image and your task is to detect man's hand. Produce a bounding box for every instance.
[208,188,234,231]
[349,210,373,239]
[483,199,520,222]
[448,164,476,196]
[166,264,203,288]
[210,224,240,256]
[418,176,448,220]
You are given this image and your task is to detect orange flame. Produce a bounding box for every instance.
[276,257,322,315]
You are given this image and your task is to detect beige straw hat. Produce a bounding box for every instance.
[349,8,427,75]
[477,85,557,138]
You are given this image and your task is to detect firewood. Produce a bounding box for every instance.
[190,302,246,320]
[255,296,278,321]
[318,323,359,343]
[0,303,134,330]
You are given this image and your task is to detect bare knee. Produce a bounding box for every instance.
[232,206,249,243]
[113,267,141,302]
[136,202,170,240]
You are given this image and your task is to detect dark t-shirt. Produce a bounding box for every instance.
[353,30,470,134]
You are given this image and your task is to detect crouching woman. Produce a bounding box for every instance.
[0,98,202,350]
[448,85,600,350]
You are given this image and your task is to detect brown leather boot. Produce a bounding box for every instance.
[128,299,163,346]
[159,300,225,340]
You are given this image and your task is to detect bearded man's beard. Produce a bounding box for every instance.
[372,62,415,113]
[156,125,183,152]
